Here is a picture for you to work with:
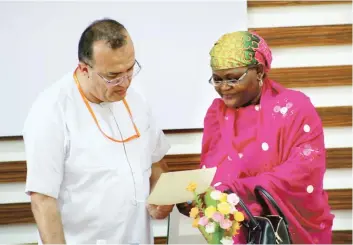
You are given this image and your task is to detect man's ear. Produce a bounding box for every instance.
[78,62,89,75]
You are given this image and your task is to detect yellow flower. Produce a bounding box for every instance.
[192,218,200,227]
[217,202,231,215]
[234,211,245,222]
[189,207,199,218]
[232,222,241,236]
[219,193,228,202]
[186,182,197,192]
[205,206,217,218]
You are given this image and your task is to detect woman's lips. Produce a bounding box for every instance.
[223,94,235,100]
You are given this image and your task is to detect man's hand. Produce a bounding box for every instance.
[148,159,174,219]
[147,204,174,219]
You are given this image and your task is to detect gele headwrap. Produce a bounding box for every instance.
[209,31,272,72]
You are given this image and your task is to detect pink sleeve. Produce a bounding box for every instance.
[220,97,333,239]
[200,99,223,166]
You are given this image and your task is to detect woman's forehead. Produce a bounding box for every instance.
[212,66,247,77]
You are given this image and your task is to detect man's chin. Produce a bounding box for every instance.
[107,92,126,102]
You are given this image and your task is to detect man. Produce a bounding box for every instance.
[23,18,174,244]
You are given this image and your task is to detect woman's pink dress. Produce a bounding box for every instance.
[200,78,334,244]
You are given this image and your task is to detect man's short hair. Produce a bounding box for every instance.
[78,18,127,65]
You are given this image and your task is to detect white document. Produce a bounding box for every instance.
[147,167,217,205]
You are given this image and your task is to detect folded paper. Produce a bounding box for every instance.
[147,167,217,205]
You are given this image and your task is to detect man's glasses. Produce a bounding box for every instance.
[89,60,142,87]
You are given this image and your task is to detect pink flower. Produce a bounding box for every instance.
[227,193,240,205]
[212,211,224,222]
[198,216,209,226]
[220,219,232,230]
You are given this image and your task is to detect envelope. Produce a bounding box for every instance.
[147,167,217,205]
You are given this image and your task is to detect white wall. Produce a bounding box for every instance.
[0,2,352,244]
[0,1,247,136]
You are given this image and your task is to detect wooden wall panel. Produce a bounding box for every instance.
[154,237,168,244]
[247,1,351,8]
[268,65,352,88]
[0,105,350,141]
[11,232,353,245]
[0,189,350,225]
[157,231,352,244]
[326,147,352,169]
[327,189,353,210]
[155,230,352,244]
[0,147,351,183]
[332,230,353,244]
[164,148,352,171]
[317,106,352,127]
[249,24,352,47]
[164,106,352,132]
[0,161,27,183]
[0,203,34,225]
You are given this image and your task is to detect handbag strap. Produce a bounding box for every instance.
[225,186,290,231]
[254,185,290,225]
[224,190,260,231]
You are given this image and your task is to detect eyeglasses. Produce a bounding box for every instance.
[92,60,142,87]
[208,67,251,87]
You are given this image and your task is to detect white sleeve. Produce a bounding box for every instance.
[148,107,170,163]
[23,99,66,199]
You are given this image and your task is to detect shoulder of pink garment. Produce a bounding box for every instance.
[267,80,316,111]
[267,81,323,130]
[207,98,225,112]
[201,98,224,152]
[204,98,224,124]
[279,89,316,115]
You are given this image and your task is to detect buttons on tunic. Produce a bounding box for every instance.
[303,124,311,133]
[261,142,269,151]
[227,155,232,161]
[280,107,288,115]
[307,185,314,193]
[273,105,281,113]
[238,153,243,159]
[286,102,293,109]
[273,102,293,116]
[255,105,260,111]
[303,144,313,156]
[225,116,229,120]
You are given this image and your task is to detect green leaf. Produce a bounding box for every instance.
[198,224,224,244]
[203,188,218,207]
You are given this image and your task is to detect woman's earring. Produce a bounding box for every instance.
[259,79,263,87]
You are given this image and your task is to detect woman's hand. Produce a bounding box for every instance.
[176,192,207,217]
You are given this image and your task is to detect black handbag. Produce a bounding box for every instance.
[228,186,293,244]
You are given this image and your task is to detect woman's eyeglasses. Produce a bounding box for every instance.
[208,66,252,87]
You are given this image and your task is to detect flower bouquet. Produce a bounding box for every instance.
[186,182,245,244]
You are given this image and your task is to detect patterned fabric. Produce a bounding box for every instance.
[209,31,272,72]
[200,78,334,244]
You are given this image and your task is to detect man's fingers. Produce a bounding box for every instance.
[157,205,174,211]
[147,204,174,219]
[148,204,157,209]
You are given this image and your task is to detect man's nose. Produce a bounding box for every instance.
[118,76,130,87]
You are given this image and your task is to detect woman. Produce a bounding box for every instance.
[179,31,334,244]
